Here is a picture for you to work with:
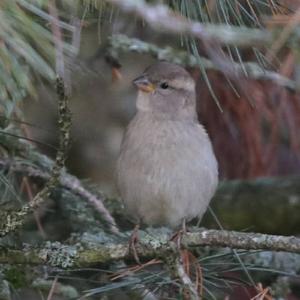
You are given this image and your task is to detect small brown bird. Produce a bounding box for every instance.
[117,62,218,228]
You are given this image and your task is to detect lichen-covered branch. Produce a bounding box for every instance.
[8,161,119,234]
[0,78,71,237]
[105,0,272,47]
[182,229,300,253]
[108,34,295,90]
[59,172,119,234]
[1,228,300,268]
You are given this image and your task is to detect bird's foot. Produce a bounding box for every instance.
[170,229,184,249]
[170,219,188,249]
[128,224,141,265]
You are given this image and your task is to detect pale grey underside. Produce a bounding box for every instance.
[117,113,218,228]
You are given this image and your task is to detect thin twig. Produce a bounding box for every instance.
[46,276,58,300]
[20,176,46,238]
[0,78,71,237]
[175,258,200,300]
[48,0,67,83]
[6,161,119,234]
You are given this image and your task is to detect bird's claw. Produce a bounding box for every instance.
[128,224,141,265]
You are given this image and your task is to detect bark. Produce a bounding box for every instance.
[1,228,300,268]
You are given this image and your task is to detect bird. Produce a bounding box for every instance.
[117,62,218,230]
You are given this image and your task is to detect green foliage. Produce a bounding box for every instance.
[0,0,75,120]
[0,0,290,120]
[4,267,27,289]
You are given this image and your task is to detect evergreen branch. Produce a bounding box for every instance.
[0,78,71,237]
[104,0,272,47]
[6,160,119,234]
[108,34,295,90]
[18,0,75,32]
[0,0,76,114]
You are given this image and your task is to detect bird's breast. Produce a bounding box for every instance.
[117,114,218,227]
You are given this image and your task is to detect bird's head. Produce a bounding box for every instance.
[133,62,196,120]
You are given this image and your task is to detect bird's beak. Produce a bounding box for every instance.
[133,75,155,93]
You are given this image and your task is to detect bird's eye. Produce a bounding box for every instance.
[160,82,169,89]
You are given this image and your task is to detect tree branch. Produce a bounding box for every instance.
[8,161,119,234]
[0,78,71,237]
[108,34,295,90]
[105,0,272,47]
[1,228,300,268]
[182,229,300,253]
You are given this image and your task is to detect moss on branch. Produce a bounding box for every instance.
[1,228,300,268]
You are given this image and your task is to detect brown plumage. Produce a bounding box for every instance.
[117,62,218,227]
